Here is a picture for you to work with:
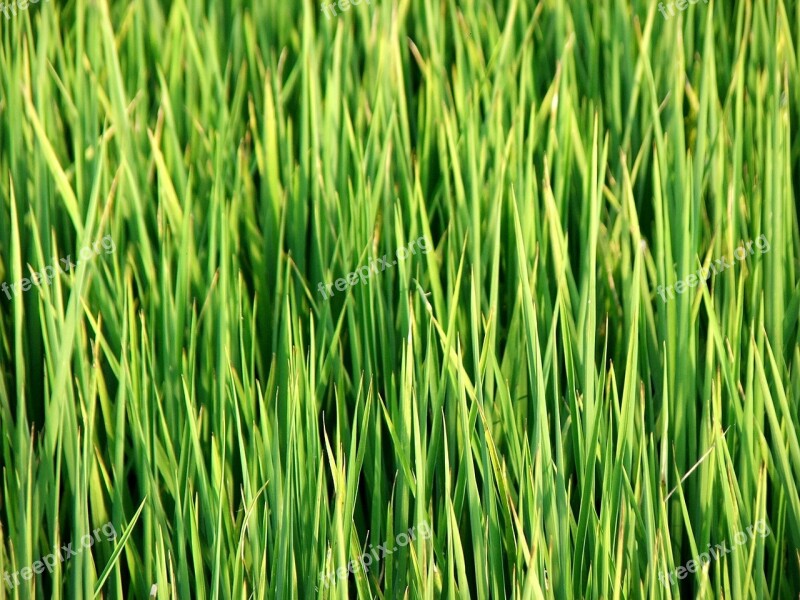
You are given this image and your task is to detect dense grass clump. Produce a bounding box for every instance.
[1,0,799,597]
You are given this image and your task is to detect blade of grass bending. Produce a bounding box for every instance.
[93,496,147,598]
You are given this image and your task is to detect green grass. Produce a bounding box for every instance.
[1,0,799,597]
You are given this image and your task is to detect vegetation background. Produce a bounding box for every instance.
[0,0,799,597]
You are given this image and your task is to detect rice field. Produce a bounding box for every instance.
[1,0,799,597]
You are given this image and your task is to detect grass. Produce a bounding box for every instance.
[0,0,799,597]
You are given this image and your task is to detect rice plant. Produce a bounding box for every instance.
[0,0,799,597]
